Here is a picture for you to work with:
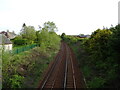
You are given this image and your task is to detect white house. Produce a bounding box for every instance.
[0,34,12,51]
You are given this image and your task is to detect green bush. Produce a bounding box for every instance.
[82,66,92,78]
[88,77,106,88]
[82,27,119,88]
[14,39,27,46]
[10,75,24,88]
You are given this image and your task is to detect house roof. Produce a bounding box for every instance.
[0,31,16,39]
[0,34,12,45]
[7,32,16,39]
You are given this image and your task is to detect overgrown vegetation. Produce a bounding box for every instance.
[2,46,59,88]
[2,21,61,88]
[62,25,120,88]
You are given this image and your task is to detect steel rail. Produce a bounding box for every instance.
[51,43,66,89]
[65,44,77,89]
[63,44,69,89]
[70,50,76,89]
[40,43,64,89]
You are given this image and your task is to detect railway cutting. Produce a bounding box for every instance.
[38,42,86,89]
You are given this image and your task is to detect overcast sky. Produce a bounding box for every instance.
[0,0,119,35]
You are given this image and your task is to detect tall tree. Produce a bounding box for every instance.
[61,33,66,40]
[43,21,58,32]
[22,23,26,27]
[20,26,36,44]
[38,21,61,50]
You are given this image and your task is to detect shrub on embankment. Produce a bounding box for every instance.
[62,25,120,88]
[2,46,60,88]
[82,26,119,88]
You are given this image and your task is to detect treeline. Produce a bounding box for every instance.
[83,25,120,88]
[62,25,120,88]
[12,21,61,50]
[61,33,85,44]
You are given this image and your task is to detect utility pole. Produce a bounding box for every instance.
[118,1,120,25]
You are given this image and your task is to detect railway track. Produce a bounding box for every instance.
[38,42,86,89]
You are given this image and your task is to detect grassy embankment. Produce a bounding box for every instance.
[2,44,60,88]
[67,35,119,88]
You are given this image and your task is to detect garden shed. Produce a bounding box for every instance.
[0,34,12,51]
